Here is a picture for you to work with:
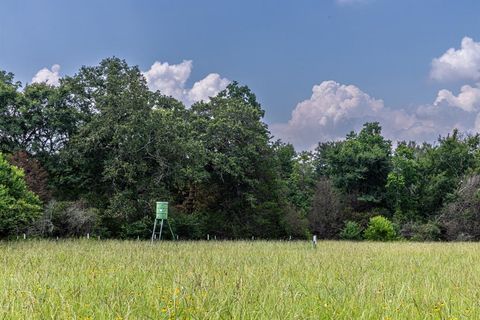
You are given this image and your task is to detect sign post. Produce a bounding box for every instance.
[151,201,175,242]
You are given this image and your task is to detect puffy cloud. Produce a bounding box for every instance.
[31,64,61,86]
[143,60,229,106]
[430,37,480,82]
[271,81,388,149]
[143,60,192,100]
[434,84,480,112]
[431,84,480,133]
[271,80,477,150]
[187,73,230,105]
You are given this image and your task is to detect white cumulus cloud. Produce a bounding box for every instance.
[430,37,480,82]
[434,84,480,112]
[143,60,193,100]
[187,73,230,105]
[143,60,229,106]
[271,81,388,149]
[31,64,61,86]
[271,80,478,150]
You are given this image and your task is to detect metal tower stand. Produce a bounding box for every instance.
[151,218,175,242]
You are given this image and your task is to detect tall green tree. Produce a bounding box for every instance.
[57,58,206,237]
[319,122,392,211]
[418,130,479,217]
[0,70,22,154]
[386,142,421,222]
[286,151,316,216]
[0,76,80,157]
[56,58,161,235]
[190,82,286,237]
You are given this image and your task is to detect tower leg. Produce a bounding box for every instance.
[167,219,175,240]
[151,219,157,243]
[159,219,164,240]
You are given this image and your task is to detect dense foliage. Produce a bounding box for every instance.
[363,216,397,241]
[0,152,42,237]
[2,58,480,240]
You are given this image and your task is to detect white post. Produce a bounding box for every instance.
[23,233,26,240]
[289,235,292,241]
[312,235,317,248]
[87,233,90,239]
[214,235,216,240]
[176,235,179,240]
[98,236,100,240]
[207,234,210,241]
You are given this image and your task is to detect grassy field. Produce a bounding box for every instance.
[1,240,479,319]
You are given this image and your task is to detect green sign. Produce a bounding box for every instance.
[156,202,168,219]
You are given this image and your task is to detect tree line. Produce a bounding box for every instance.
[1,57,480,240]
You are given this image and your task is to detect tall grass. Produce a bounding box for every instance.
[0,240,478,319]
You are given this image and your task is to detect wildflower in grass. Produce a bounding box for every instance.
[433,301,446,312]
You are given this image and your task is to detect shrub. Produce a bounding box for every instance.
[400,221,441,241]
[36,200,101,237]
[340,221,363,240]
[171,210,206,240]
[281,205,309,239]
[120,216,151,239]
[364,215,397,241]
[438,174,480,240]
[0,153,42,238]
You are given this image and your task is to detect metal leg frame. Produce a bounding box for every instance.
[151,219,175,242]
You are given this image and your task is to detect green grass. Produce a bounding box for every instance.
[0,240,479,319]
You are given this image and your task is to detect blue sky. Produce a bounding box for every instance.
[2,0,480,149]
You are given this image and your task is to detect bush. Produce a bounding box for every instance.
[171,211,206,240]
[364,215,397,241]
[438,174,480,241]
[120,216,152,239]
[281,205,309,239]
[0,153,42,238]
[340,221,363,240]
[400,221,441,241]
[34,200,101,237]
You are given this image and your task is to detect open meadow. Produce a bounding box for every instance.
[1,240,479,319]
